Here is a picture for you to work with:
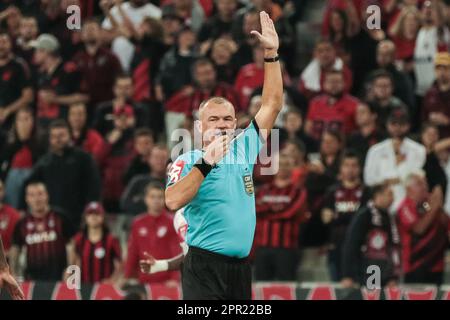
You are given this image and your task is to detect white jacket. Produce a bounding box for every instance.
[364,138,426,212]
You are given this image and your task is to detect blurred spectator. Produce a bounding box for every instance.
[0,108,44,208]
[375,40,415,113]
[208,37,238,84]
[10,182,74,281]
[305,69,359,142]
[299,40,353,100]
[0,179,20,253]
[32,33,87,128]
[27,120,101,228]
[254,153,309,281]
[321,150,370,281]
[94,74,149,136]
[69,202,122,284]
[0,6,22,40]
[0,31,33,128]
[420,123,448,193]
[73,19,123,116]
[231,8,260,70]
[302,130,343,247]
[161,0,205,33]
[234,44,265,110]
[422,52,450,138]
[397,172,449,285]
[15,15,39,64]
[101,0,162,72]
[364,108,426,212]
[321,0,361,38]
[341,183,400,288]
[164,58,240,146]
[414,0,450,99]
[127,17,166,105]
[388,6,420,72]
[121,144,169,215]
[365,69,408,129]
[280,139,309,187]
[232,0,283,45]
[347,102,385,163]
[197,0,237,43]
[155,25,198,104]
[281,109,318,156]
[125,182,181,284]
[123,128,155,185]
[348,3,386,97]
[324,8,358,64]
[68,103,106,165]
[102,105,137,213]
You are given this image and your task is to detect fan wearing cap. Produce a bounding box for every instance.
[101,104,136,212]
[68,202,122,285]
[422,52,450,139]
[31,33,88,127]
[364,108,426,212]
[0,31,33,127]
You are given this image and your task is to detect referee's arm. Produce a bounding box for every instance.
[165,135,230,211]
[253,11,283,140]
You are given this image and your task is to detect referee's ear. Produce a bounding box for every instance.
[195,119,202,134]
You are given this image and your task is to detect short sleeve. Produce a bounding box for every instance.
[166,155,194,188]
[234,119,265,165]
[397,201,419,231]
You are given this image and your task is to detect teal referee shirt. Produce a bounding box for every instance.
[166,120,264,258]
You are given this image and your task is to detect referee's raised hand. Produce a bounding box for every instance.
[203,134,231,166]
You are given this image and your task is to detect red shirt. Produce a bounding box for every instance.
[75,129,106,165]
[234,63,265,110]
[0,204,20,251]
[74,231,122,284]
[397,197,449,274]
[392,36,416,61]
[306,93,359,140]
[125,212,181,284]
[11,145,33,168]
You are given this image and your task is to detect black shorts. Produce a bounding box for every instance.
[181,246,252,300]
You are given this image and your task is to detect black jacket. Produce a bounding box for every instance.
[342,202,401,286]
[25,146,101,228]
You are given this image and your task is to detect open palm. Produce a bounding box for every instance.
[250,11,279,52]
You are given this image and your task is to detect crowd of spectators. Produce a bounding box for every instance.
[0,0,449,289]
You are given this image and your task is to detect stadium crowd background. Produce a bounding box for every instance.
[0,0,450,297]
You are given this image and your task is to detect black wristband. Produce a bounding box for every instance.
[264,55,279,63]
[194,158,213,177]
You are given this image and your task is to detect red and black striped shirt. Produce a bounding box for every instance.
[74,231,122,284]
[12,210,73,281]
[397,197,449,274]
[254,182,309,249]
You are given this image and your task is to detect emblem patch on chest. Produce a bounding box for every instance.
[243,174,254,195]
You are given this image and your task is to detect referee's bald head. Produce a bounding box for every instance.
[197,96,237,144]
[198,96,235,120]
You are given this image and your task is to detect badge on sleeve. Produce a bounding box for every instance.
[168,160,186,185]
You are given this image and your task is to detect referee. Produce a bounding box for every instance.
[165,11,282,300]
